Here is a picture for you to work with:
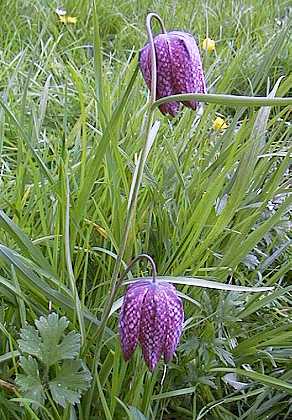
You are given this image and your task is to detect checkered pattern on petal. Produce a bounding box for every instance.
[154,35,180,116]
[160,282,184,362]
[139,30,206,116]
[119,282,148,361]
[169,31,206,110]
[119,279,184,371]
[139,35,180,116]
[138,284,168,371]
[139,47,151,90]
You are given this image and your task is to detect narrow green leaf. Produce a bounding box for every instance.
[0,96,53,183]
[0,210,53,271]
[74,63,139,227]
[239,286,292,319]
[0,245,105,329]
[153,93,292,110]
[211,368,292,393]
[153,386,197,400]
[0,351,20,364]
[127,277,273,292]
[65,175,86,346]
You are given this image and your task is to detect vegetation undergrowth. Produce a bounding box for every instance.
[0,1,291,419]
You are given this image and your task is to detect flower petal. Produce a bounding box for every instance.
[139,284,168,371]
[119,283,148,361]
[139,47,152,90]
[169,31,206,110]
[160,283,184,362]
[139,36,180,116]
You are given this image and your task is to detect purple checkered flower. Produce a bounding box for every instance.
[119,279,184,371]
[139,31,206,116]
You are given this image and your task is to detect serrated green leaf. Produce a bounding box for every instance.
[57,331,81,360]
[16,356,45,406]
[39,331,81,367]
[18,355,39,377]
[49,385,81,409]
[18,325,41,358]
[49,360,92,408]
[35,313,69,346]
[18,313,81,366]
[36,313,79,366]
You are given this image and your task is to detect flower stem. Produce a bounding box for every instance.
[93,12,163,356]
[146,12,167,35]
[146,13,159,103]
[120,253,158,284]
[86,13,165,415]
[93,110,155,355]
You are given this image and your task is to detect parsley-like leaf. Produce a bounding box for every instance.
[18,313,80,366]
[18,325,41,358]
[49,360,92,407]
[16,356,45,406]
[16,313,91,408]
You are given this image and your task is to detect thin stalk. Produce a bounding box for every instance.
[93,109,154,352]
[85,13,164,416]
[120,253,157,284]
[93,12,161,356]
[146,12,167,35]
[146,12,165,103]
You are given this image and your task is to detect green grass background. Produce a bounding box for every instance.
[0,0,291,418]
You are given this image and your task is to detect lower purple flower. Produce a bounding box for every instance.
[119,280,184,371]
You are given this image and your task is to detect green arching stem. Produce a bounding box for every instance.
[92,112,155,354]
[120,254,158,284]
[86,14,164,413]
[146,12,167,35]
[153,93,292,109]
[146,12,167,103]
[93,13,162,352]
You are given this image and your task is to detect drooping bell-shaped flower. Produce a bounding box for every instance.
[139,31,206,116]
[119,279,184,371]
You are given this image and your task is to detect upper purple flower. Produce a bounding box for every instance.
[139,31,206,116]
[119,279,184,371]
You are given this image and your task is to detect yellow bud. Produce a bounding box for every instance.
[213,117,228,131]
[202,37,216,53]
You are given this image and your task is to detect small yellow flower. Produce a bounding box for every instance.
[59,15,77,24]
[202,37,216,53]
[213,117,228,131]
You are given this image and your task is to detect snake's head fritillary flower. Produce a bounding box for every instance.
[119,280,184,371]
[139,31,206,117]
